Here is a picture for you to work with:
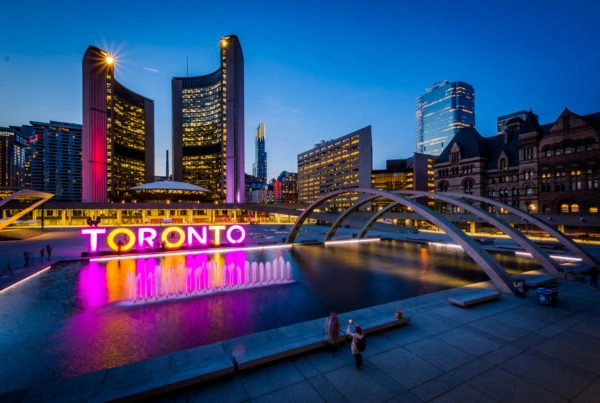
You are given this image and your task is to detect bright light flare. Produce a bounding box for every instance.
[105,55,114,65]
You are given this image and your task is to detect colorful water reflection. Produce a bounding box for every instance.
[78,251,293,306]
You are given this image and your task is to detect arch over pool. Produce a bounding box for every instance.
[441,192,599,269]
[287,188,599,294]
[287,189,516,294]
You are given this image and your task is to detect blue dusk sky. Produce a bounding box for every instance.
[1,0,599,179]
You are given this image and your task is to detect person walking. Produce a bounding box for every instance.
[346,320,365,370]
[2,260,13,277]
[46,244,53,260]
[325,310,340,354]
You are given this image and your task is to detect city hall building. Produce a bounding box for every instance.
[434,109,600,218]
[82,46,155,203]
[171,35,245,204]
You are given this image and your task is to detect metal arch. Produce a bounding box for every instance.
[287,189,362,243]
[444,192,600,269]
[324,195,379,241]
[400,190,564,277]
[358,201,404,238]
[288,188,516,294]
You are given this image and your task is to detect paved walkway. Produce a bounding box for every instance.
[1,227,599,402]
[151,279,600,403]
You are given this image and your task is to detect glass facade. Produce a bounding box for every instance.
[416,81,475,156]
[297,126,372,206]
[172,35,245,203]
[22,121,82,201]
[0,128,16,188]
[177,73,223,198]
[82,46,155,203]
[255,122,267,187]
[110,82,150,199]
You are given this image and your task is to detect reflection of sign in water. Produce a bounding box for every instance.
[81,225,246,253]
[119,254,293,304]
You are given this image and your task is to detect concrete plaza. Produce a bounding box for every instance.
[1,227,599,402]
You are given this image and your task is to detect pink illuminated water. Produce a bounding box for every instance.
[0,240,550,394]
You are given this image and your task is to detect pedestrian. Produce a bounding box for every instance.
[590,266,598,289]
[46,244,53,260]
[346,320,365,370]
[2,260,13,276]
[40,247,45,262]
[325,310,340,354]
[24,251,30,267]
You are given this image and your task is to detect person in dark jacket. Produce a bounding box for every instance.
[325,310,340,353]
[346,320,364,370]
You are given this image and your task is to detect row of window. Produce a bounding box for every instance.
[542,141,594,157]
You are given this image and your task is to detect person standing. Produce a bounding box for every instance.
[39,248,45,263]
[46,244,53,260]
[325,310,340,354]
[346,320,364,370]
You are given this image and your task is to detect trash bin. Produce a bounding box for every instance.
[536,287,558,306]
[513,279,526,297]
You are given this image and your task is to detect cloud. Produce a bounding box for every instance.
[144,67,159,73]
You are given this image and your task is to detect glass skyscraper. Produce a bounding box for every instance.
[415,80,475,156]
[21,121,82,201]
[254,122,267,187]
[82,46,155,202]
[297,126,372,205]
[172,35,245,203]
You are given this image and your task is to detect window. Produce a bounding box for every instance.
[499,158,507,171]
[570,169,582,191]
[463,179,473,194]
[451,151,460,164]
[523,146,534,160]
[526,186,533,196]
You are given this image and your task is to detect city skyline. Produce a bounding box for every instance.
[2,0,600,179]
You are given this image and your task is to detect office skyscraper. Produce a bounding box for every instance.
[0,128,17,188]
[297,126,372,205]
[254,122,267,187]
[17,121,82,201]
[82,45,155,202]
[172,35,245,203]
[497,110,531,136]
[416,80,475,156]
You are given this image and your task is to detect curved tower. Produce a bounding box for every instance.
[172,35,245,203]
[82,46,155,202]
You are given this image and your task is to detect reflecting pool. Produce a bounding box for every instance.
[0,240,542,394]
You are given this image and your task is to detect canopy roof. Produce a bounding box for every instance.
[131,181,210,192]
[129,181,211,201]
